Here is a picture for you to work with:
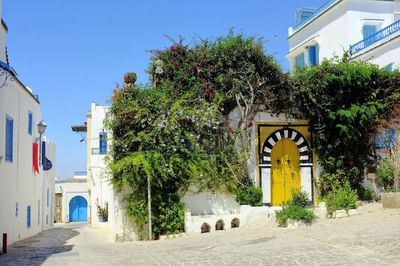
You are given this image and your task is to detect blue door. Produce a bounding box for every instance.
[69,196,87,222]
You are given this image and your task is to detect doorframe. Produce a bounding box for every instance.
[257,123,315,206]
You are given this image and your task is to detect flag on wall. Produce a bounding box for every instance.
[42,141,53,171]
[33,143,39,174]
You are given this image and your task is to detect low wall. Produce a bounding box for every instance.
[184,205,281,234]
[382,192,400,209]
[183,189,240,215]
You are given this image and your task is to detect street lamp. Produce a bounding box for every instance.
[38,120,47,136]
[37,120,47,166]
[37,120,47,232]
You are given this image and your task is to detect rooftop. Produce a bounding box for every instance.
[290,0,341,36]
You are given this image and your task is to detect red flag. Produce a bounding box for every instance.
[33,143,39,174]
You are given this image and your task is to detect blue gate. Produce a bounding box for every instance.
[69,196,87,222]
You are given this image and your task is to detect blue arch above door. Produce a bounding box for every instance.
[69,196,88,222]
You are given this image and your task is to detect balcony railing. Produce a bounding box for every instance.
[293,0,338,31]
[350,20,400,55]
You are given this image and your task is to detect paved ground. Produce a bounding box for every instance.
[1,203,400,266]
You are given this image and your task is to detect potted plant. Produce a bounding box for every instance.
[96,202,108,222]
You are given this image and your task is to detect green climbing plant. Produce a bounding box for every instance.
[107,32,288,238]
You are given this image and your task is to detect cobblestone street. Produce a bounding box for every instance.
[1,203,399,266]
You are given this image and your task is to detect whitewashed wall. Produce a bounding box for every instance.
[0,78,56,246]
[287,0,396,69]
[55,177,88,223]
[183,189,240,216]
[87,103,114,228]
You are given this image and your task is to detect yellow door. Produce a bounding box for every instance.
[271,138,301,206]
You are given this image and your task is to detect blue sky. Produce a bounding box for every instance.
[3,0,327,178]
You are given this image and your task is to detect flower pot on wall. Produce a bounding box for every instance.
[381,192,400,208]
[98,214,107,222]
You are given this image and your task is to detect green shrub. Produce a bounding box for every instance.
[275,202,317,227]
[358,187,375,201]
[376,158,394,189]
[275,190,316,227]
[291,188,309,207]
[236,185,263,206]
[153,200,185,237]
[326,182,358,215]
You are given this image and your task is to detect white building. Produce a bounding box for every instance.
[287,0,400,194]
[0,0,56,249]
[73,103,137,241]
[288,0,400,70]
[54,173,89,223]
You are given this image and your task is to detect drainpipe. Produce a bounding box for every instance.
[395,0,400,21]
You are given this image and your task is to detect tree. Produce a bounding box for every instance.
[291,56,400,192]
[108,33,290,237]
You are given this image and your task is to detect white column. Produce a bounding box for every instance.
[300,166,313,201]
[261,167,271,204]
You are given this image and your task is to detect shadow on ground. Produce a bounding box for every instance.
[0,225,80,266]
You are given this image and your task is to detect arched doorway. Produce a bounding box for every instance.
[259,127,313,206]
[271,138,300,205]
[69,196,87,222]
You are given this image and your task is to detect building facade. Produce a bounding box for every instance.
[85,103,114,228]
[54,173,89,223]
[287,0,400,194]
[73,103,138,241]
[0,0,56,248]
[288,0,400,70]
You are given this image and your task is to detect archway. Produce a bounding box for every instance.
[259,128,313,205]
[69,196,88,222]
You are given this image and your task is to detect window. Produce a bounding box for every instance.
[27,206,31,228]
[363,24,378,39]
[99,132,107,155]
[295,53,305,68]
[15,203,18,217]
[375,128,396,148]
[28,111,33,135]
[308,45,319,66]
[5,115,13,162]
[47,189,49,207]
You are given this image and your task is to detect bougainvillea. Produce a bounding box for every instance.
[107,32,288,238]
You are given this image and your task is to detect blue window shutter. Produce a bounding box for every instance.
[363,25,377,39]
[375,128,396,148]
[5,116,13,162]
[99,132,107,155]
[295,53,305,68]
[28,112,33,135]
[27,206,31,228]
[308,45,319,66]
